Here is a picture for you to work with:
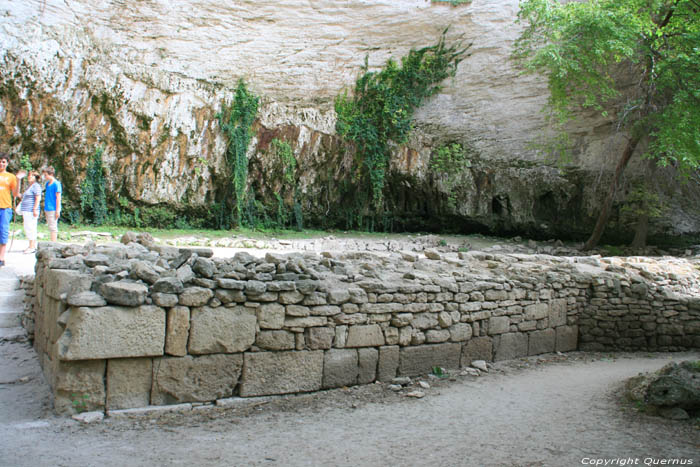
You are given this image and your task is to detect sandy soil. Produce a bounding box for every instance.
[1,340,698,467]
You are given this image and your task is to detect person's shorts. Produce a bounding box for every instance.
[22,211,38,241]
[0,208,12,244]
[45,210,59,233]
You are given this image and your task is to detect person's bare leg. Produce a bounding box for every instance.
[0,243,6,263]
[50,231,57,242]
[29,239,36,249]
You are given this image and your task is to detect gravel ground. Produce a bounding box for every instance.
[1,342,698,467]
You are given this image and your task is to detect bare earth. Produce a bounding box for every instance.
[0,236,698,466]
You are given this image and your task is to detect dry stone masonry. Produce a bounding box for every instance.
[28,235,700,415]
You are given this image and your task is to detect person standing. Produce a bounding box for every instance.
[0,153,19,267]
[18,170,41,253]
[41,166,62,242]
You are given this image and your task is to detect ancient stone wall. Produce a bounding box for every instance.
[29,237,699,415]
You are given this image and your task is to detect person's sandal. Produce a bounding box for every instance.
[23,248,36,254]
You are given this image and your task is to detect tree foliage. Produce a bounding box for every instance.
[335,30,469,210]
[513,0,700,247]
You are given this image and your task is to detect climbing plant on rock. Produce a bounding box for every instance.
[79,145,108,226]
[335,30,469,212]
[218,79,259,226]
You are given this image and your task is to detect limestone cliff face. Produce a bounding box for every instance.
[1,0,698,240]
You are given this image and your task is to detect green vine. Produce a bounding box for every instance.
[335,30,469,212]
[272,138,296,184]
[218,79,259,226]
[429,142,471,174]
[79,146,108,225]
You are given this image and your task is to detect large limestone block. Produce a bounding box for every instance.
[528,329,555,356]
[240,350,323,397]
[494,333,528,361]
[399,343,461,376]
[57,305,166,360]
[549,299,568,327]
[345,324,385,347]
[165,306,190,357]
[106,358,153,410]
[44,269,93,300]
[556,325,578,352]
[323,349,359,389]
[189,306,256,354]
[358,348,378,384]
[151,354,243,405]
[377,346,399,382]
[52,359,106,415]
[461,336,493,364]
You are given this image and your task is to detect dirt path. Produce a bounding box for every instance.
[1,342,697,467]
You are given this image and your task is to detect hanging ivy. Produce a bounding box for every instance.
[218,79,259,226]
[335,30,470,212]
[79,145,108,225]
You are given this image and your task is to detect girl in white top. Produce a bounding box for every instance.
[18,171,41,253]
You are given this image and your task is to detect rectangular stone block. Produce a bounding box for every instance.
[306,327,335,350]
[493,333,528,361]
[549,299,568,327]
[165,306,190,357]
[240,351,323,397]
[488,316,510,335]
[358,348,378,384]
[528,329,556,355]
[461,336,493,364]
[106,358,153,410]
[151,354,243,405]
[57,305,166,361]
[399,343,461,376]
[189,306,256,354]
[44,269,93,300]
[556,325,578,352]
[378,346,399,382]
[255,330,296,350]
[52,359,106,415]
[257,303,285,329]
[525,303,549,321]
[323,349,358,388]
[346,324,385,347]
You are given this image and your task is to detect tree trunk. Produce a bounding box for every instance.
[630,213,649,249]
[582,135,642,250]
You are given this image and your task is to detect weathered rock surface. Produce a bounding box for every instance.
[240,351,324,397]
[188,306,256,354]
[3,0,698,239]
[57,305,166,360]
[151,354,243,405]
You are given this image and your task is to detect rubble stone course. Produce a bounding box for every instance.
[26,238,700,415]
